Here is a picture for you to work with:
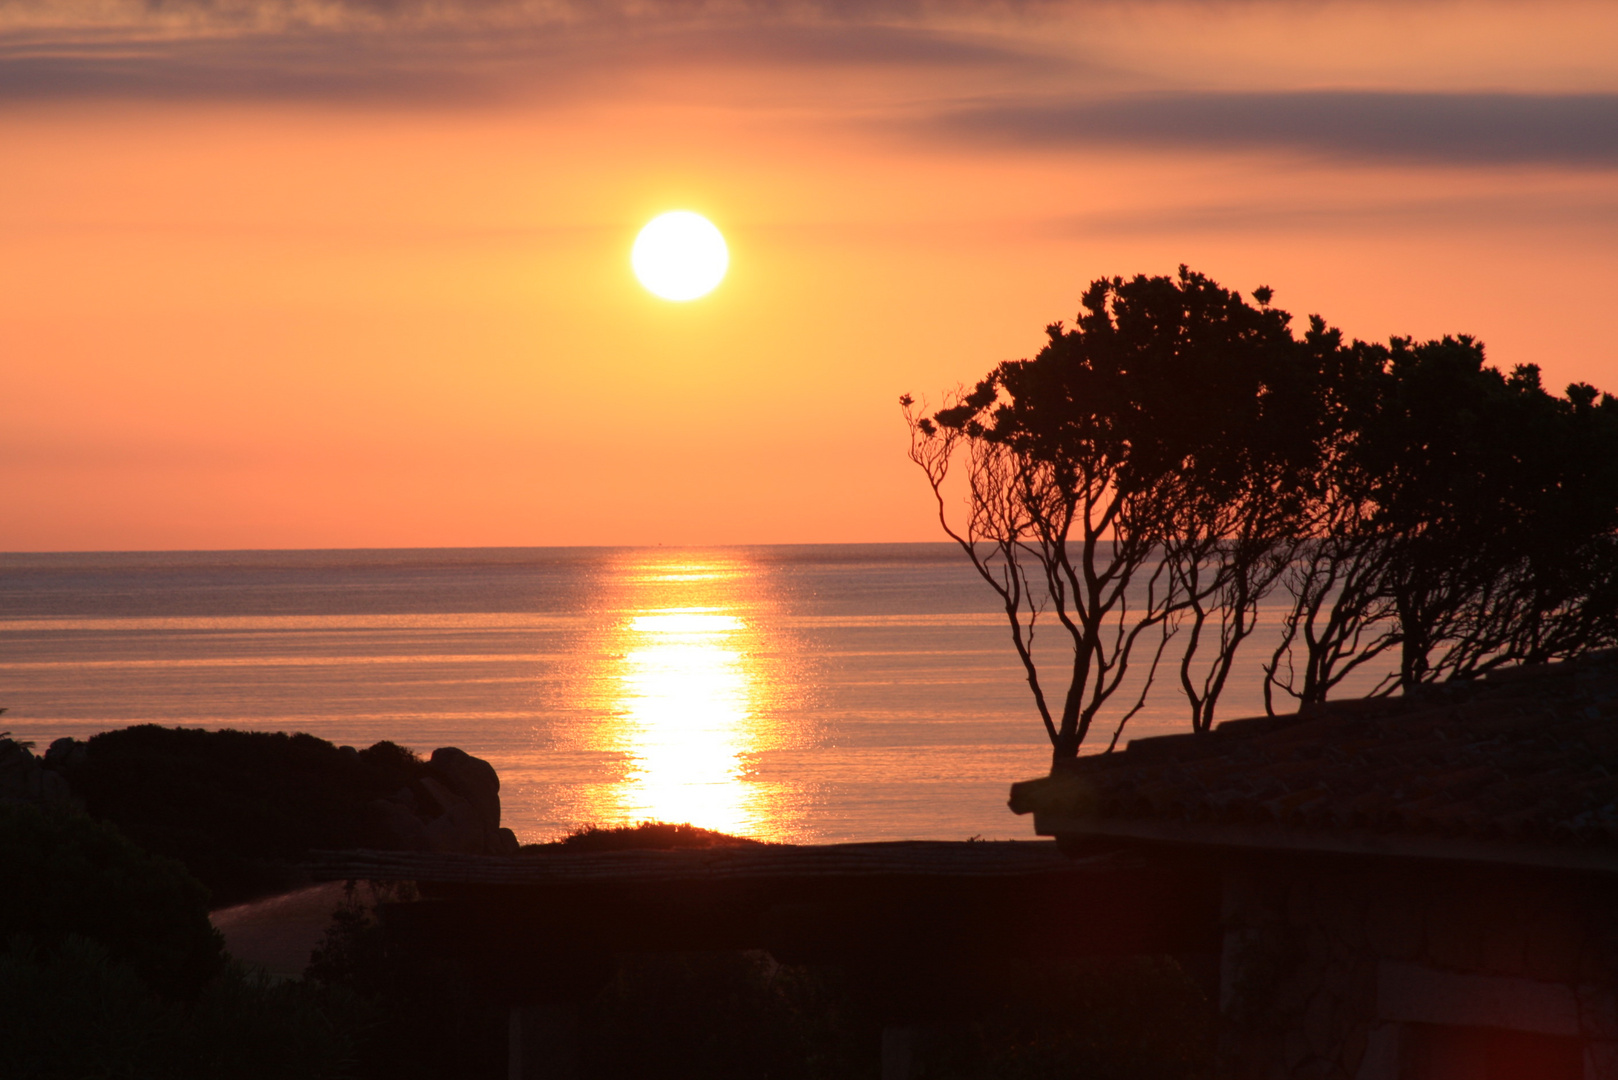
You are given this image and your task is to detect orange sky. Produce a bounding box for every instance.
[3,1,1616,550]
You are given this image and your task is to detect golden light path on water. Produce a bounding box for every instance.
[585,554,796,839]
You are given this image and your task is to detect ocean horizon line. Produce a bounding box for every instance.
[0,540,960,561]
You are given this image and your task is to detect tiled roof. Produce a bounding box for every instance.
[1009,651,1618,869]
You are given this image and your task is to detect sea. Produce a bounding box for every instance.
[0,544,1296,844]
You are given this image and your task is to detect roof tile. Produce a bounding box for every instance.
[1012,653,1618,858]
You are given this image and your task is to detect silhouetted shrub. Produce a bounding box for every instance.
[1,802,364,1077]
[583,951,866,1080]
[0,801,222,998]
[0,936,362,1080]
[307,882,505,1080]
[526,820,766,854]
[51,725,430,905]
[925,955,1215,1080]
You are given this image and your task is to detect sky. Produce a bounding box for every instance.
[3,0,1616,550]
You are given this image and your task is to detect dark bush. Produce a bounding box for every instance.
[526,820,766,854]
[926,954,1215,1080]
[582,951,866,1080]
[52,725,430,905]
[0,802,364,1077]
[306,882,506,1080]
[0,936,362,1080]
[0,801,223,998]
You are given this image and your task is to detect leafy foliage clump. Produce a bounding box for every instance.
[0,803,363,1079]
[0,801,222,998]
[908,267,1618,755]
[0,937,362,1080]
[306,881,507,1080]
[924,955,1214,1080]
[54,725,430,905]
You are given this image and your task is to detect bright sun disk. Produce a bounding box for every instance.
[632,211,728,301]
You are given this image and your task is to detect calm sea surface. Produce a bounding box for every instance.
[0,544,1289,843]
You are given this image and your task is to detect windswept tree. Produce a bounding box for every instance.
[1377,354,1618,684]
[1157,299,1341,733]
[905,268,1320,758]
[1371,339,1555,688]
[1266,336,1618,707]
[1477,379,1618,666]
[1263,337,1409,709]
[914,267,1618,753]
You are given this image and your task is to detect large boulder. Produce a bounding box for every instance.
[369,746,518,856]
[428,747,501,829]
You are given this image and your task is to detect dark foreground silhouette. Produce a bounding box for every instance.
[304,827,1215,1080]
[0,786,1213,1080]
[20,724,515,907]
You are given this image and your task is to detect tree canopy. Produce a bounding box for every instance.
[907,267,1618,759]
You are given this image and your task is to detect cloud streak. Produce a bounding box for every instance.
[934,91,1618,167]
[5,0,1616,180]
[0,9,1046,103]
[1054,190,1618,238]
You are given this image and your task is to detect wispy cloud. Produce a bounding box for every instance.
[1055,190,1618,237]
[933,91,1618,167]
[5,0,1617,183]
[0,2,1049,102]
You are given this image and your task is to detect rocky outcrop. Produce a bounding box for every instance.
[369,746,518,856]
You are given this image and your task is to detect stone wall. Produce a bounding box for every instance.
[1217,854,1618,1080]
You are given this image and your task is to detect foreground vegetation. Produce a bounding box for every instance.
[43,725,433,906]
[2,795,1213,1079]
[0,801,363,1079]
[306,822,1215,1080]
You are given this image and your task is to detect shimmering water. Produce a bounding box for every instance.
[0,544,1286,843]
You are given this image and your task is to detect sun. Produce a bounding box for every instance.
[632,211,729,302]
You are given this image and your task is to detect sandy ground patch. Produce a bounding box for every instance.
[210,881,351,977]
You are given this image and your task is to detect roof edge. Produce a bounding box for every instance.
[1029,814,1618,876]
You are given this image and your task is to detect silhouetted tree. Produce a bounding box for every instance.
[906,268,1319,757]
[915,268,1618,743]
[1158,297,1340,733]
[1264,336,1412,708]
[1382,358,1618,682]
[1266,336,1618,707]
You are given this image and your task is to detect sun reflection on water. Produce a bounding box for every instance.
[584,555,801,840]
[616,609,757,833]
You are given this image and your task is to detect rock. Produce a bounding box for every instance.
[419,776,489,853]
[370,746,513,855]
[427,747,501,830]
